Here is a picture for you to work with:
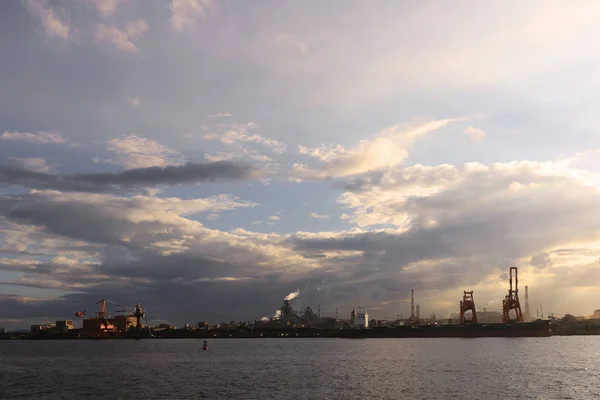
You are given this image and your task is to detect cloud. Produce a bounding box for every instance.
[531,252,552,269]
[0,161,257,193]
[127,97,141,107]
[0,186,318,327]
[310,213,330,220]
[207,113,233,118]
[203,123,286,153]
[10,2,600,327]
[0,191,258,249]
[293,119,458,180]
[278,153,600,315]
[4,152,600,326]
[268,215,280,221]
[1,131,64,145]
[95,0,119,16]
[8,157,55,174]
[276,34,308,53]
[26,0,70,40]
[464,126,486,141]
[331,160,600,254]
[125,20,149,39]
[170,0,211,32]
[339,160,597,228]
[108,134,186,169]
[203,151,236,162]
[95,20,148,53]
[204,148,274,164]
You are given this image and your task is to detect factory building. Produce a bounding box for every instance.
[155,323,176,330]
[355,309,369,328]
[197,321,209,329]
[81,315,138,333]
[111,316,139,332]
[55,320,74,334]
[82,318,114,334]
[31,324,54,333]
[319,317,337,329]
[350,308,369,328]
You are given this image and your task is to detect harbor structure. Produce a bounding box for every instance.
[354,308,369,328]
[502,267,524,323]
[459,291,478,325]
[56,320,74,334]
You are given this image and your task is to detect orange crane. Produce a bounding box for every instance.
[459,291,478,324]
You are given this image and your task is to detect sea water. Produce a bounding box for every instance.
[1,337,599,399]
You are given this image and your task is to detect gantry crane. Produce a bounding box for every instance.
[502,267,524,323]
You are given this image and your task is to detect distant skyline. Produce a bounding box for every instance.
[3,0,600,328]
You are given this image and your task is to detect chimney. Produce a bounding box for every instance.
[411,289,415,319]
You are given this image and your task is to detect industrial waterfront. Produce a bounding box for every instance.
[2,267,600,340]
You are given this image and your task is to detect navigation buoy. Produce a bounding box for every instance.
[202,340,208,350]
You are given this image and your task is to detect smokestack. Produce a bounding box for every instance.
[411,289,415,319]
[524,286,531,321]
[416,304,420,321]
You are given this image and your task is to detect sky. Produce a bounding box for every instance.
[3,0,600,329]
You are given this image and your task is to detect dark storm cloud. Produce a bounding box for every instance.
[0,161,255,193]
[0,195,134,245]
[0,280,296,329]
[0,295,74,321]
[0,252,320,328]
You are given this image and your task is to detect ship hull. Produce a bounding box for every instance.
[339,320,552,339]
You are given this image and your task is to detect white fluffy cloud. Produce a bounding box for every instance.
[1,131,64,144]
[203,123,286,153]
[337,160,591,228]
[170,0,211,32]
[107,134,187,169]
[276,34,308,53]
[293,119,458,180]
[464,126,486,141]
[95,20,148,53]
[127,97,141,107]
[95,0,119,16]
[310,213,330,220]
[26,0,70,40]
